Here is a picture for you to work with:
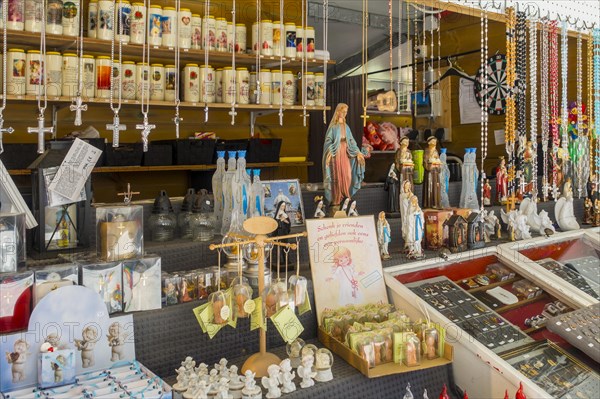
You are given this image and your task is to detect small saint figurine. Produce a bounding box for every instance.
[261,365,282,399]
[483,179,492,207]
[323,103,366,207]
[394,136,415,194]
[406,196,425,259]
[496,156,508,204]
[440,148,451,208]
[594,199,600,227]
[297,355,317,388]
[377,211,392,260]
[242,370,261,399]
[384,163,400,214]
[584,197,594,224]
[279,359,296,393]
[423,136,442,209]
[400,180,414,252]
[346,199,359,217]
[314,196,326,218]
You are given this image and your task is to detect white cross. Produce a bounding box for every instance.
[70,96,88,126]
[136,117,156,152]
[204,105,209,123]
[0,118,14,154]
[302,107,309,127]
[278,109,283,126]
[173,114,183,138]
[106,114,127,148]
[3,291,13,304]
[229,106,237,125]
[27,114,54,154]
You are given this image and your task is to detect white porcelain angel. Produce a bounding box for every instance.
[215,377,233,399]
[195,363,209,381]
[215,358,229,377]
[173,366,190,392]
[555,179,580,231]
[189,380,210,399]
[279,359,296,393]
[297,355,317,388]
[182,356,196,372]
[501,210,531,241]
[261,365,282,398]
[183,373,201,399]
[242,370,261,398]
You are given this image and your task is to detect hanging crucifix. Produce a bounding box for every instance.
[28,114,54,154]
[70,96,88,126]
[106,0,126,147]
[0,122,14,154]
[69,0,87,125]
[136,116,156,152]
[107,115,126,146]
[137,0,154,151]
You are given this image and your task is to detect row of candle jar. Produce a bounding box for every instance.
[162,268,228,306]
[187,66,325,106]
[0,0,81,36]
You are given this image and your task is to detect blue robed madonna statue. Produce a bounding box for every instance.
[322,103,366,206]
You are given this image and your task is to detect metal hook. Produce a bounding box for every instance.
[567,15,579,27]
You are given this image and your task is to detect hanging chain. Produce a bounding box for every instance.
[136,0,155,152]
[560,22,569,183]
[480,8,488,211]
[229,0,238,125]
[0,0,13,154]
[254,0,261,107]
[549,20,559,200]
[70,0,87,126]
[588,32,595,183]
[360,0,368,127]
[593,29,600,187]
[389,0,393,84]
[301,0,309,126]
[323,0,328,123]
[277,0,283,126]
[110,0,124,116]
[173,0,182,136]
[515,11,527,198]
[504,7,516,201]
[529,17,538,200]
[203,0,211,122]
[37,0,48,115]
[576,32,584,198]
[396,0,402,115]
[541,20,549,201]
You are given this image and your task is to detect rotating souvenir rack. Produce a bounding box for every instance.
[384,233,600,399]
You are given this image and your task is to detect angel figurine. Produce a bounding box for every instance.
[406,196,425,259]
[241,370,261,399]
[261,364,282,398]
[555,179,580,231]
[297,355,317,388]
[279,359,296,393]
[377,211,392,260]
[323,103,366,207]
[188,380,209,399]
[314,196,326,218]
[215,377,232,399]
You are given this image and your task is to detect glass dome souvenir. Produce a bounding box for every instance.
[242,241,272,291]
[190,189,216,242]
[286,338,306,368]
[314,348,334,382]
[288,275,308,310]
[178,188,196,239]
[301,344,319,370]
[148,190,177,242]
[209,290,231,325]
[233,282,253,318]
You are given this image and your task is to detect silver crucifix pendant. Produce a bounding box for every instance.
[27,114,54,154]
[70,96,88,126]
[0,118,14,154]
[229,107,237,125]
[107,114,127,148]
[136,117,156,152]
[173,114,183,139]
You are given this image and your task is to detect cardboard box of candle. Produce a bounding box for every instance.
[306,216,453,378]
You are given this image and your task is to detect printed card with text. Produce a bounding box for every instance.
[306,216,388,325]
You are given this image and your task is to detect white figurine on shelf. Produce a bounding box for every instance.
[520,198,556,235]
[297,355,317,388]
[314,348,334,382]
[501,210,531,241]
[403,383,414,399]
[215,358,229,376]
[208,369,220,385]
[261,365,282,398]
[189,380,210,399]
[215,377,233,399]
[314,196,326,218]
[482,209,501,241]
[555,179,580,231]
[377,211,392,260]
[173,366,190,393]
[279,359,296,393]
[406,196,425,259]
[183,373,201,399]
[287,338,305,369]
[228,365,244,398]
[242,370,262,399]
[423,388,430,399]
[195,363,209,381]
[399,180,413,251]
[182,357,196,372]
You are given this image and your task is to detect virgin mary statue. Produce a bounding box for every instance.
[322,103,366,206]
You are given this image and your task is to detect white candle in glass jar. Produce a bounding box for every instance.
[215,68,222,103]
[61,52,78,98]
[6,0,25,30]
[295,26,304,58]
[94,56,112,98]
[81,55,95,99]
[191,14,202,50]
[150,63,164,101]
[183,63,200,102]
[121,61,136,100]
[87,0,98,38]
[24,0,43,33]
[234,23,246,54]
[284,23,296,58]
[226,22,233,52]
[147,5,162,46]
[200,64,215,103]
[259,69,271,105]
[62,0,80,37]
[161,6,176,48]
[25,49,44,96]
[272,21,283,57]
[115,1,131,43]
[7,49,26,96]
[130,2,146,44]
[271,70,282,105]
[249,72,257,104]
[251,21,259,54]
[178,8,192,49]
[222,67,235,104]
[136,62,150,101]
[235,67,249,104]
[202,15,216,51]
[164,64,176,101]
[315,72,325,106]
[97,0,114,40]
[46,0,63,35]
[305,26,315,59]
[46,51,62,97]
[215,17,227,52]
[305,72,315,106]
[110,60,121,99]
[282,70,295,105]
[260,20,273,56]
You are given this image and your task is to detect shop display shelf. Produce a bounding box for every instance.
[454,275,521,293]
[494,293,549,313]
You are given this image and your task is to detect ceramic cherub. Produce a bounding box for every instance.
[189,380,210,399]
[215,358,229,376]
[297,355,317,389]
[279,359,296,393]
[555,179,580,231]
[44,333,66,350]
[173,366,190,391]
[182,356,196,371]
[228,365,244,394]
[195,362,209,380]
[107,322,129,362]
[74,326,99,368]
[261,364,282,398]
[242,370,261,398]
[6,339,30,382]
[183,373,201,399]
[215,377,232,399]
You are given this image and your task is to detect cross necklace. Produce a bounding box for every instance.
[70,0,87,126]
[27,0,54,154]
[0,0,14,154]
[106,0,126,147]
[173,0,183,137]
[136,0,155,152]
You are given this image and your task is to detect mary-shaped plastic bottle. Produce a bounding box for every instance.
[460,148,479,210]
[221,151,237,236]
[440,148,450,208]
[249,169,265,217]
[212,151,226,231]
[233,150,252,221]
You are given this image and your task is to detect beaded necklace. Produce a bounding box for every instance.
[576,32,585,198]
[541,21,550,201]
[505,7,517,199]
[516,12,527,196]
[529,17,538,200]
[594,29,600,186]
[588,32,595,180]
[480,8,488,211]
[560,22,569,183]
[549,20,559,200]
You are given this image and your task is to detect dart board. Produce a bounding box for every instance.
[474,54,515,115]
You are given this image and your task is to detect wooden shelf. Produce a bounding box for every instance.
[3,94,330,112]
[8,161,313,176]
[6,30,334,71]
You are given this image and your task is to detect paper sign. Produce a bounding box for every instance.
[48,138,102,202]
[494,129,506,145]
[270,305,304,344]
[298,290,311,316]
[459,77,482,124]
[43,166,86,207]
[250,297,265,331]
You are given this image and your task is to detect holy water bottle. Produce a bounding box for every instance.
[212,151,226,231]
[221,151,237,236]
[233,150,252,221]
[250,169,265,217]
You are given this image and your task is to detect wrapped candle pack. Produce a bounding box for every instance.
[122,256,162,312]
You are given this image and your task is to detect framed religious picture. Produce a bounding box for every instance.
[306,216,388,324]
[262,179,305,227]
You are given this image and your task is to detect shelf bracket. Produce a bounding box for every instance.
[250,110,278,137]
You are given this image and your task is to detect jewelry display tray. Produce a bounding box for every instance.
[547,303,600,363]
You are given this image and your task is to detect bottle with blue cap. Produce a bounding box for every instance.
[221,151,238,235]
[440,148,450,208]
[212,151,226,231]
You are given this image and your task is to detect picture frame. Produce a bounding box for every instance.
[262,179,305,227]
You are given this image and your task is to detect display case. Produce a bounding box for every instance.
[96,205,144,261]
[0,212,26,273]
[498,229,600,307]
[384,243,599,399]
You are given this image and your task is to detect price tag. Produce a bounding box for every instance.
[577,335,583,340]
[588,343,594,348]
[555,321,562,326]
[220,305,231,321]
[565,328,571,332]
[243,299,256,314]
